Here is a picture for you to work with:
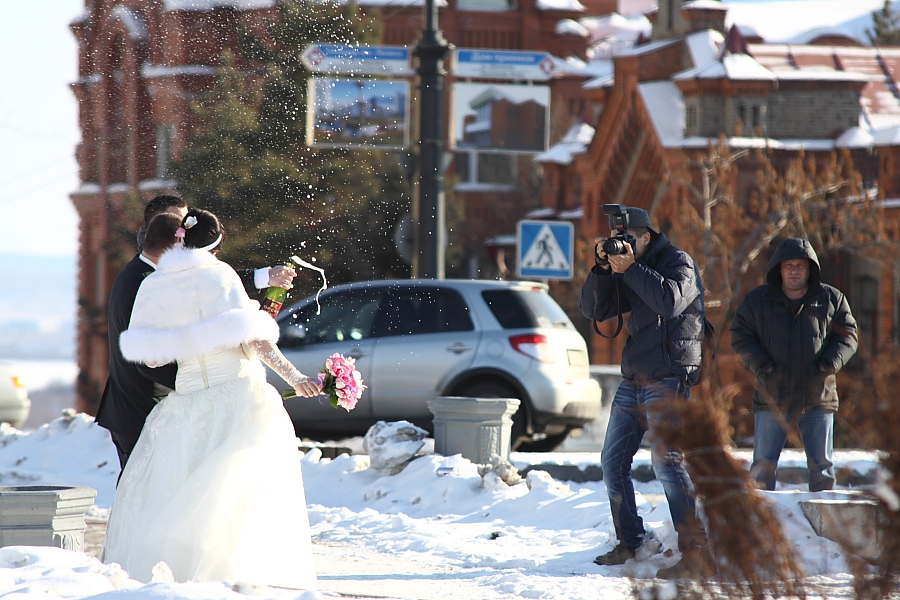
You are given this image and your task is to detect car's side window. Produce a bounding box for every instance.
[371,288,473,337]
[278,290,385,348]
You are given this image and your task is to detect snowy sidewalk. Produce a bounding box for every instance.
[82,522,510,600]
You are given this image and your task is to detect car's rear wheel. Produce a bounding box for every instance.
[456,381,529,450]
[515,429,571,452]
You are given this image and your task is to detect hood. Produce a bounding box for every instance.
[766,238,821,288]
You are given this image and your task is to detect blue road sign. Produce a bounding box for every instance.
[302,44,413,76]
[517,220,573,280]
[454,49,556,81]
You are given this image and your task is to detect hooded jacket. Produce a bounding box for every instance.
[730,238,858,414]
[580,232,705,385]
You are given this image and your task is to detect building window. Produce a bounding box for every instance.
[155,125,174,179]
[685,105,698,134]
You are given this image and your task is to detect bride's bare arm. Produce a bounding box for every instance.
[248,339,321,398]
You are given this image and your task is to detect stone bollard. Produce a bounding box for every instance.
[0,485,97,552]
[427,396,520,464]
[799,492,886,564]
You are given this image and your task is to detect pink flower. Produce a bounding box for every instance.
[314,353,366,411]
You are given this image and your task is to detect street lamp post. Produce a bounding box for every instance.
[413,0,450,279]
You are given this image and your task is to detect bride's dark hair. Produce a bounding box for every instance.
[181,208,225,251]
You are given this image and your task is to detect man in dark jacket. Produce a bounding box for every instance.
[581,207,709,579]
[730,238,857,492]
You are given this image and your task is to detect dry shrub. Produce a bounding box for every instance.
[833,346,900,598]
[652,384,808,600]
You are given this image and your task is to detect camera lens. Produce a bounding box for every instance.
[602,238,628,255]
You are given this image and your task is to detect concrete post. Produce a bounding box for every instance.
[427,396,520,464]
[0,485,97,552]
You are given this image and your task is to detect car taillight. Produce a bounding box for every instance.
[509,334,555,364]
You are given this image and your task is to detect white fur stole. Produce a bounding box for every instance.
[119,247,278,365]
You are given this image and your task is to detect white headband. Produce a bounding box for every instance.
[197,234,223,252]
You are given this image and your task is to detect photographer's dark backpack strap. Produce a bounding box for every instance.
[592,280,625,339]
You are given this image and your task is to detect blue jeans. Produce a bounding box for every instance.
[751,408,835,492]
[601,378,701,551]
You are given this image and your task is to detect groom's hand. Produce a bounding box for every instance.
[268,265,296,290]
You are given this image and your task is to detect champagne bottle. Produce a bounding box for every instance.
[260,259,296,317]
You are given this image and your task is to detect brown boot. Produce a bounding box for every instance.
[656,546,716,580]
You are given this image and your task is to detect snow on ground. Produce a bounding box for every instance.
[0,413,886,599]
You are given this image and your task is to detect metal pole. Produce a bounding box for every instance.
[413,0,450,279]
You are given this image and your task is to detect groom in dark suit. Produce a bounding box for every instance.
[96,210,183,471]
[97,196,297,472]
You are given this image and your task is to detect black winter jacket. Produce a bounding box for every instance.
[580,232,705,386]
[730,238,858,414]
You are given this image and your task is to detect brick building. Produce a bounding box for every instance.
[68,0,625,413]
[536,0,900,364]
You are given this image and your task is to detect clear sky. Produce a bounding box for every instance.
[0,1,82,258]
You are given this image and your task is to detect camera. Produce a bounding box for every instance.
[600,204,636,256]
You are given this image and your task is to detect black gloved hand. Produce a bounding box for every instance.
[594,242,610,268]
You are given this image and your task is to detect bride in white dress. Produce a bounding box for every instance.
[104,209,322,589]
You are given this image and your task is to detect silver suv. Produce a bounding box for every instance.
[267,279,601,451]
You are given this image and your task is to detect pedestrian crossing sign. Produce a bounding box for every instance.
[517,220,574,280]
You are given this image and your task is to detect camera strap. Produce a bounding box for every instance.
[592,281,625,339]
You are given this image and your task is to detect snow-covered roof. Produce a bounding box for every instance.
[536,0,586,11]
[682,0,728,11]
[555,19,590,37]
[873,125,900,145]
[638,81,685,147]
[617,38,679,57]
[534,122,596,164]
[836,127,875,148]
[141,64,217,78]
[579,12,651,44]
[721,0,890,45]
[772,69,869,83]
[786,26,860,45]
[674,52,776,81]
[684,29,724,73]
[163,0,274,10]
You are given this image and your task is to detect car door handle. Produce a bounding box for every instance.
[346,349,368,359]
[446,342,472,354]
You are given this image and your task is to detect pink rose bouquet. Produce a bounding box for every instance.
[317,353,365,411]
[282,353,365,412]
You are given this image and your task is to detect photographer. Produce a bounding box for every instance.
[580,206,711,579]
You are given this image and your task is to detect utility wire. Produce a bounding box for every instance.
[0,155,75,189]
[0,170,80,208]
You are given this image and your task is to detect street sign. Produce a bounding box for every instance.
[454,49,556,81]
[301,44,413,76]
[517,220,573,280]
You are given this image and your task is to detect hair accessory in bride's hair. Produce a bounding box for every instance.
[183,215,199,229]
[174,227,186,246]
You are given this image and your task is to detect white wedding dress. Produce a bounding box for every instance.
[104,344,317,589]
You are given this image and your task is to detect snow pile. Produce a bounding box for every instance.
[0,413,885,599]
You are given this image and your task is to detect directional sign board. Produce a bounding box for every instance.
[454,49,556,81]
[517,220,573,280]
[301,44,413,76]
